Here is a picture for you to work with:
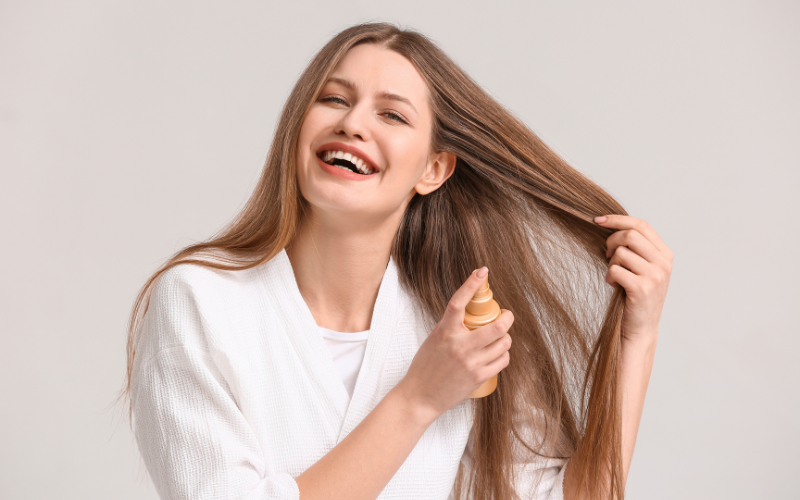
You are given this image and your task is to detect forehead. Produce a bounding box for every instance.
[326,43,430,115]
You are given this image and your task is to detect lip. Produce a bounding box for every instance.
[316,155,376,181]
[315,142,380,173]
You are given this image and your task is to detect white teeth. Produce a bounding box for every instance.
[320,149,374,175]
[353,157,366,172]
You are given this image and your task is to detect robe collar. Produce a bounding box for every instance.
[261,247,406,443]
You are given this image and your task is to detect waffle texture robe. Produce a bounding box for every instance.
[131,248,567,499]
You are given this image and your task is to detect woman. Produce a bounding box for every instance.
[122,22,672,500]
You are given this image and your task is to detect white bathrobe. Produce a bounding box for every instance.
[131,248,566,499]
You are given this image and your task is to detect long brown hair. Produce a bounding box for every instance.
[118,22,628,499]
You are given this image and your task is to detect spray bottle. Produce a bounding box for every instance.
[464,270,504,398]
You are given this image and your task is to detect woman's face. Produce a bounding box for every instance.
[295,43,454,230]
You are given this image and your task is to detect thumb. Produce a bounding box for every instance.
[441,267,489,329]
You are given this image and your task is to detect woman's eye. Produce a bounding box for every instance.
[384,111,407,124]
[319,96,407,125]
[320,96,347,105]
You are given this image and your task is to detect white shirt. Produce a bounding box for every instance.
[318,326,369,400]
[131,248,566,499]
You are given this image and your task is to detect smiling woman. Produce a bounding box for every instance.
[294,43,456,232]
[120,22,671,500]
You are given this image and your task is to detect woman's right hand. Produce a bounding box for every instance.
[396,267,514,420]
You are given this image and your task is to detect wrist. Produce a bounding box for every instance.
[390,381,441,428]
[621,329,659,357]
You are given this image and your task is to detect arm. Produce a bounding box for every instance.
[134,339,438,500]
[131,269,302,499]
[133,265,496,500]
[561,336,658,499]
[132,269,439,500]
[298,266,509,500]
[133,346,302,500]
[562,215,672,499]
[295,388,438,500]
[618,334,657,483]
[484,343,654,500]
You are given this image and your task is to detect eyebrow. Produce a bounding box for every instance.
[326,76,418,116]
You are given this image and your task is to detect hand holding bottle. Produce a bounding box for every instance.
[396,267,513,421]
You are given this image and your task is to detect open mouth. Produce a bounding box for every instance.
[318,150,375,175]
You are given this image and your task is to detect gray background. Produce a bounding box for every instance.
[1,1,797,499]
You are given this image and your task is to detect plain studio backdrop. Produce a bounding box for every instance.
[1,1,797,499]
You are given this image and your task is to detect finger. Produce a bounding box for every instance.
[606,263,639,291]
[606,229,661,263]
[481,330,512,360]
[595,215,668,253]
[609,245,649,276]
[482,350,511,380]
[474,309,514,348]
[442,267,490,328]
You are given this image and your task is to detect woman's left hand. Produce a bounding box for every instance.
[595,215,673,346]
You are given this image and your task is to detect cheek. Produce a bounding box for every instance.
[295,114,323,177]
[297,108,327,149]
[385,135,430,179]
[404,149,432,188]
[296,122,313,157]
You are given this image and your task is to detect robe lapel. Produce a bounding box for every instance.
[263,248,403,442]
[337,255,403,443]
[263,249,350,424]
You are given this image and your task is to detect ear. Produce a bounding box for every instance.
[414,151,456,196]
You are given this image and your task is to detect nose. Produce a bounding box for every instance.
[333,103,371,141]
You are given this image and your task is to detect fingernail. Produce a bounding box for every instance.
[594,216,607,224]
[476,267,488,278]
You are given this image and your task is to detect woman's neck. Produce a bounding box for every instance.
[285,210,400,333]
